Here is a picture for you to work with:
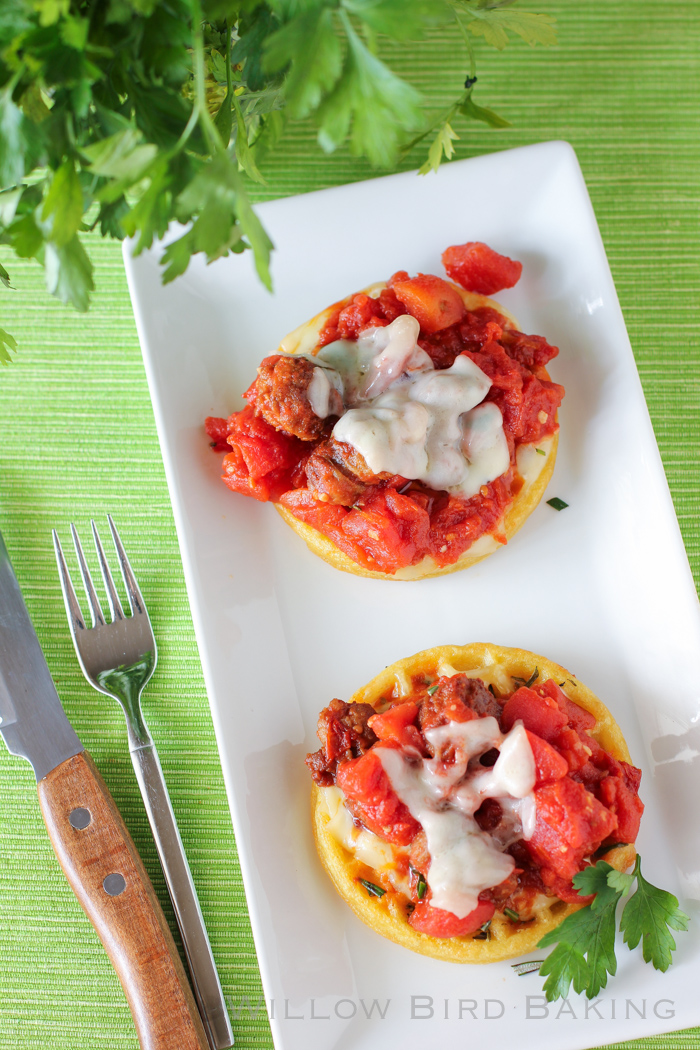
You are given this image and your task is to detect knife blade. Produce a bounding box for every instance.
[0,532,83,779]
[0,529,210,1050]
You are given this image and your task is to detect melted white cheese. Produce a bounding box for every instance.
[307,366,333,418]
[300,315,510,497]
[320,785,411,895]
[375,719,536,918]
[333,350,509,496]
[460,402,511,495]
[515,435,554,485]
[360,315,433,398]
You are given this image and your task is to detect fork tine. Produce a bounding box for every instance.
[52,530,87,633]
[91,520,125,623]
[70,522,106,628]
[107,515,146,616]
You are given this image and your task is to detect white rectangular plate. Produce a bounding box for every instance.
[124,141,700,1050]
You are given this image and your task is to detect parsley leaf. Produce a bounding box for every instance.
[619,856,690,971]
[539,863,620,1000]
[232,94,266,184]
[538,941,590,1001]
[235,168,274,289]
[606,866,635,896]
[41,160,84,248]
[419,121,459,175]
[0,326,17,365]
[44,234,94,312]
[264,8,343,121]
[0,81,39,190]
[537,856,689,1002]
[318,12,422,167]
[466,8,557,51]
[342,0,452,41]
[83,129,158,185]
[460,94,511,128]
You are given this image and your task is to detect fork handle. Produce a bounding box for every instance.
[130,743,234,1050]
[38,751,210,1050]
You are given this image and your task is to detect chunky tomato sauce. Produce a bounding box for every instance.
[205,245,565,573]
[306,674,643,939]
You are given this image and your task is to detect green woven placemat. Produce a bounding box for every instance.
[0,2,698,1049]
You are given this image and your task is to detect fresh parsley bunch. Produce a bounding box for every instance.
[0,0,556,363]
[536,855,689,1001]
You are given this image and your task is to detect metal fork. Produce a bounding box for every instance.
[53,516,233,1050]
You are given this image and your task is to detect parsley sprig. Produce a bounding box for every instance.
[537,856,689,1002]
[0,0,555,359]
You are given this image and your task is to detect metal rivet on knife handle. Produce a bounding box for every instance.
[69,807,92,830]
[103,872,127,897]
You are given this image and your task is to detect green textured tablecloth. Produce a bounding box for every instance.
[1,3,698,1048]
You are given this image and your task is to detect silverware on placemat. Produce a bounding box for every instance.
[53,516,234,1050]
[0,527,210,1050]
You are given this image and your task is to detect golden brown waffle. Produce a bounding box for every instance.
[311,643,636,962]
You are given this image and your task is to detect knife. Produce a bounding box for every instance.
[0,528,210,1050]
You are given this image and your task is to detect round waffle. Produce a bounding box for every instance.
[276,285,559,580]
[311,643,637,963]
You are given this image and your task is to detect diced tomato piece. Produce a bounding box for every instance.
[526,778,618,880]
[442,242,523,296]
[281,486,431,574]
[619,760,642,794]
[342,488,431,573]
[517,375,565,442]
[500,686,568,742]
[369,702,425,752]
[536,680,597,733]
[408,899,495,938]
[336,749,420,846]
[572,761,608,792]
[597,776,644,843]
[388,270,410,286]
[428,475,511,567]
[317,288,407,345]
[377,287,407,323]
[554,726,591,773]
[526,730,569,787]
[391,274,466,334]
[221,406,305,502]
[501,328,559,371]
[577,731,606,766]
[462,340,524,400]
[204,416,230,452]
[337,294,387,338]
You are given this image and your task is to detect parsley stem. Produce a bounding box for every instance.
[225,20,232,101]
[190,0,225,155]
[452,11,477,79]
[172,104,200,157]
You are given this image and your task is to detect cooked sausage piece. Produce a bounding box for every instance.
[305,438,395,506]
[306,699,378,786]
[420,674,502,735]
[253,355,340,441]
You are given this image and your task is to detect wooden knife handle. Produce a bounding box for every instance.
[38,751,210,1050]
